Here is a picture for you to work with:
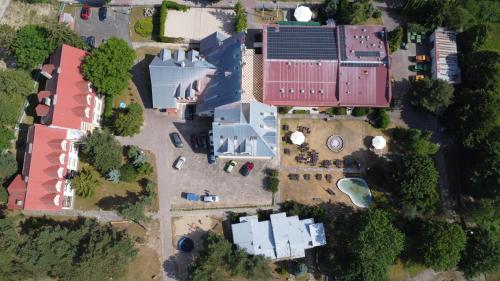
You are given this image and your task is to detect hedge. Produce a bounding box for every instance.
[134,18,153,38]
[292,109,310,114]
[158,1,188,42]
[159,1,168,39]
[352,107,368,116]
[164,1,189,12]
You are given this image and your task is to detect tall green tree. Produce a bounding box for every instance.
[234,1,247,32]
[82,37,135,96]
[71,168,101,198]
[393,152,439,218]
[460,228,500,278]
[0,152,18,181]
[391,127,439,155]
[342,209,405,281]
[81,129,123,174]
[0,24,16,56]
[0,68,34,127]
[114,103,144,136]
[388,26,403,53]
[13,25,52,69]
[417,220,466,271]
[0,127,15,151]
[409,78,454,113]
[43,22,87,51]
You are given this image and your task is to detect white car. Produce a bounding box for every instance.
[202,195,219,203]
[174,156,186,170]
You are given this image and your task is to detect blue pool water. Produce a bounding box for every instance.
[337,177,372,208]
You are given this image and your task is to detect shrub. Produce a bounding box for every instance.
[268,169,279,177]
[0,127,15,151]
[104,95,113,118]
[126,145,142,160]
[372,8,382,18]
[164,1,189,11]
[106,169,121,183]
[277,106,292,114]
[373,109,390,128]
[267,177,279,193]
[137,162,153,176]
[159,1,168,38]
[120,163,139,182]
[134,18,153,38]
[114,103,144,136]
[388,26,403,53]
[71,168,100,198]
[334,107,347,115]
[292,109,310,114]
[351,107,368,116]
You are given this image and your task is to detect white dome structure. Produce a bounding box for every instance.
[294,6,312,22]
[290,131,305,145]
[372,136,386,150]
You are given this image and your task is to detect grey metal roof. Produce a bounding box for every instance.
[231,212,326,260]
[212,102,277,158]
[196,33,245,115]
[149,48,216,109]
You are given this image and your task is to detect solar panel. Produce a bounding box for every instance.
[266,26,338,60]
[354,51,380,57]
[340,63,380,67]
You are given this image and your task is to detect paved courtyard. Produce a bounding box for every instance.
[164,8,234,41]
[74,6,130,47]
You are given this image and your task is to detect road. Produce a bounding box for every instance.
[0,0,10,21]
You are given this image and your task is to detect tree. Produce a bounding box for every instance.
[16,218,137,281]
[106,168,121,183]
[267,177,279,193]
[463,197,500,233]
[119,163,139,182]
[0,69,34,127]
[341,209,404,281]
[0,127,15,151]
[13,25,52,69]
[280,201,326,221]
[114,103,144,136]
[71,168,100,198]
[417,220,466,271]
[460,228,500,278]
[0,24,16,56]
[393,152,439,218]
[82,37,135,96]
[81,130,123,174]
[388,26,403,53]
[373,109,390,129]
[461,51,500,91]
[43,22,87,51]
[409,78,454,113]
[187,232,272,281]
[234,1,247,32]
[0,152,17,181]
[391,127,439,155]
[118,200,147,223]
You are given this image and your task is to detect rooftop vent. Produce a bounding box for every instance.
[57,67,62,74]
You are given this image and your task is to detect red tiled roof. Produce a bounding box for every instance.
[45,44,98,130]
[22,124,70,211]
[35,104,50,116]
[262,24,391,107]
[7,175,27,210]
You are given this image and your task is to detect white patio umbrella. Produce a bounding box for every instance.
[372,136,387,150]
[294,6,312,22]
[290,131,305,145]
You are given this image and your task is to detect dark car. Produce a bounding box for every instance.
[81,4,91,20]
[98,6,107,21]
[240,162,254,176]
[86,36,96,48]
[190,135,199,150]
[200,134,208,149]
[170,132,183,148]
[208,148,216,164]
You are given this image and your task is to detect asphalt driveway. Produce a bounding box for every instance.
[74,6,130,47]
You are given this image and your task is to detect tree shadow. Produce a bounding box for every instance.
[208,9,235,35]
[19,216,88,234]
[15,124,30,165]
[96,190,139,210]
[172,119,213,154]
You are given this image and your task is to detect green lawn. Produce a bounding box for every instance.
[129,7,156,42]
[74,151,158,212]
[481,23,500,52]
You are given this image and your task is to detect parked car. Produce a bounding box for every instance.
[86,36,96,48]
[208,130,214,147]
[410,63,430,72]
[202,195,219,203]
[174,156,186,170]
[224,160,237,173]
[184,193,200,201]
[190,135,199,150]
[208,148,216,164]
[98,6,107,21]
[200,134,208,149]
[415,54,430,62]
[240,162,254,176]
[81,4,91,20]
[170,132,183,148]
[411,74,425,81]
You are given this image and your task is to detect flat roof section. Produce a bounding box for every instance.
[339,25,388,62]
[265,25,338,60]
[338,63,390,107]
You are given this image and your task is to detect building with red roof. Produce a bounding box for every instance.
[7,44,100,211]
[262,24,391,108]
[39,44,103,132]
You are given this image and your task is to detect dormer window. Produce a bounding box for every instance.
[86,94,92,105]
[61,140,67,151]
[85,107,90,118]
[57,167,64,178]
[59,154,65,164]
[87,82,93,93]
[56,181,62,192]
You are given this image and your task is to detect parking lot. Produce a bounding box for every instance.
[74,6,130,47]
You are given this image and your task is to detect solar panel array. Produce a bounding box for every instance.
[354,51,380,57]
[266,26,338,60]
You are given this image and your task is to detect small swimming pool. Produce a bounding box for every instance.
[337,177,372,208]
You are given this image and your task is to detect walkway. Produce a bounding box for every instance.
[0,0,10,21]
[22,209,123,222]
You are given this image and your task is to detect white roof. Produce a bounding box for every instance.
[231,212,326,260]
[431,28,461,84]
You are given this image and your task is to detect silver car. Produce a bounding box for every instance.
[202,195,219,202]
[174,156,186,170]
